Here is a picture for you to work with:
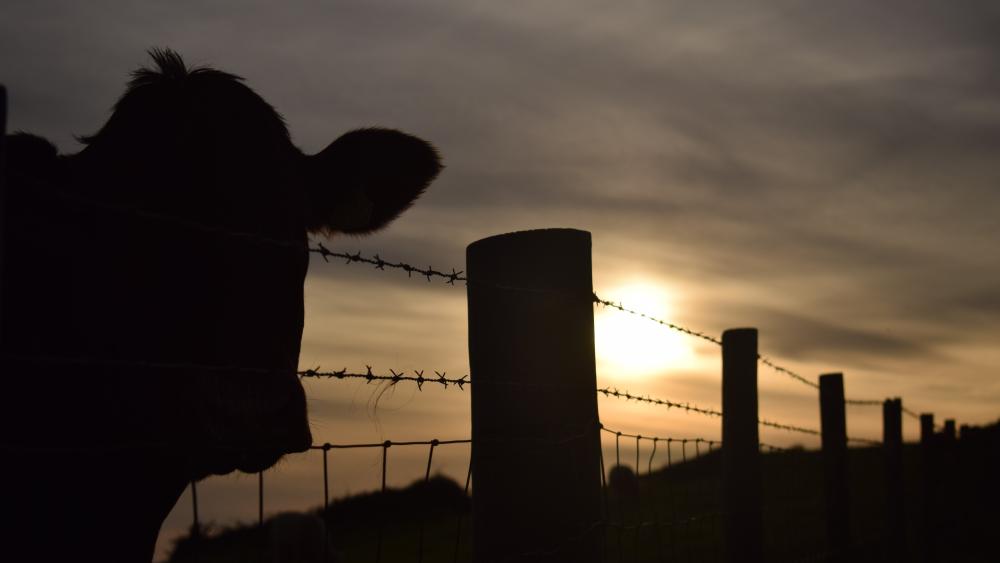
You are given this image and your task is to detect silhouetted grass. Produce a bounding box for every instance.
[168,425,998,562]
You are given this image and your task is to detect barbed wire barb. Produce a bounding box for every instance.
[310,243,466,285]
[758,418,821,436]
[592,293,722,345]
[845,398,883,406]
[598,387,722,418]
[297,366,469,389]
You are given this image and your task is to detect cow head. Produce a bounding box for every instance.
[3,49,442,482]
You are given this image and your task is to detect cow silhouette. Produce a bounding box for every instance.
[0,49,441,562]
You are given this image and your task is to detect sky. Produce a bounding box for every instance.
[2,0,998,559]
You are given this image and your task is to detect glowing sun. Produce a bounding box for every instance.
[594,282,694,377]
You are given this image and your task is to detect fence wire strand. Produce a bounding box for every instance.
[2,185,930,426]
[593,295,721,345]
[845,398,883,406]
[6,172,950,427]
[600,425,721,449]
[759,418,821,436]
[311,243,466,285]
[758,355,820,389]
[598,387,722,418]
[299,366,469,389]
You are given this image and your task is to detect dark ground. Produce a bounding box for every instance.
[168,422,998,562]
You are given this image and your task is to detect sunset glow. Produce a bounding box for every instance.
[594,282,695,378]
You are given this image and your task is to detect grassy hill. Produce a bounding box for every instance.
[168,424,998,562]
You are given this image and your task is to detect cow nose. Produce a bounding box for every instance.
[289,423,313,453]
[277,375,312,454]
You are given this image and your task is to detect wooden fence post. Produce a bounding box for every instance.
[943,420,956,442]
[721,328,763,563]
[190,481,201,536]
[467,229,603,563]
[819,373,850,562]
[0,85,8,350]
[919,413,936,563]
[882,398,904,561]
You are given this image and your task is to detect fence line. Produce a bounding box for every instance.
[0,180,947,422]
[598,387,722,418]
[0,171,956,422]
[845,398,884,406]
[299,366,470,389]
[311,242,466,285]
[600,424,721,449]
[0,350,895,446]
[593,295,722,345]
[758,418,820,436]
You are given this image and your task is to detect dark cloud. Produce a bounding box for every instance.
[720,304,937,364]
[2,0,995,390]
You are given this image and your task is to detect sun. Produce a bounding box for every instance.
[594,282,694,378]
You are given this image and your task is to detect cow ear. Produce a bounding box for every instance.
[6,133,59,175]
[304,128,442,235]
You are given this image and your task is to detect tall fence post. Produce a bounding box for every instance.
[721,328,763,563]
[819,373,850,562]
[467,229,603,563]
[919,413,936,563]
[883,398,904,561]
[0,85,8,350]
[943,420,956,442]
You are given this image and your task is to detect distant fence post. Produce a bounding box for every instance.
[919,413,936,563]
[190,481,201,535]
[721,328,763,563]
[0,85,7,350]
[943,420,956,442]
[467,229,603,563]
[819,373,850,562]
[882,398,904,561]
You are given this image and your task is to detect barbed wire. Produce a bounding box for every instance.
[592,295,721,345]
[308,252,807,414]
[11,173,468,287]
[3,354,473,390]
[845,398,883,406]
[298,366,469,390]
[597,387,722,418]
[2,180,931,418]
[591,291,918,420]
[598,384,818,436]
[311,243,466,285]
[759,418,820,436]
[299,252,919,429]
[758,355,820,389]
[4,176,954,443]
[7,354,932,439]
